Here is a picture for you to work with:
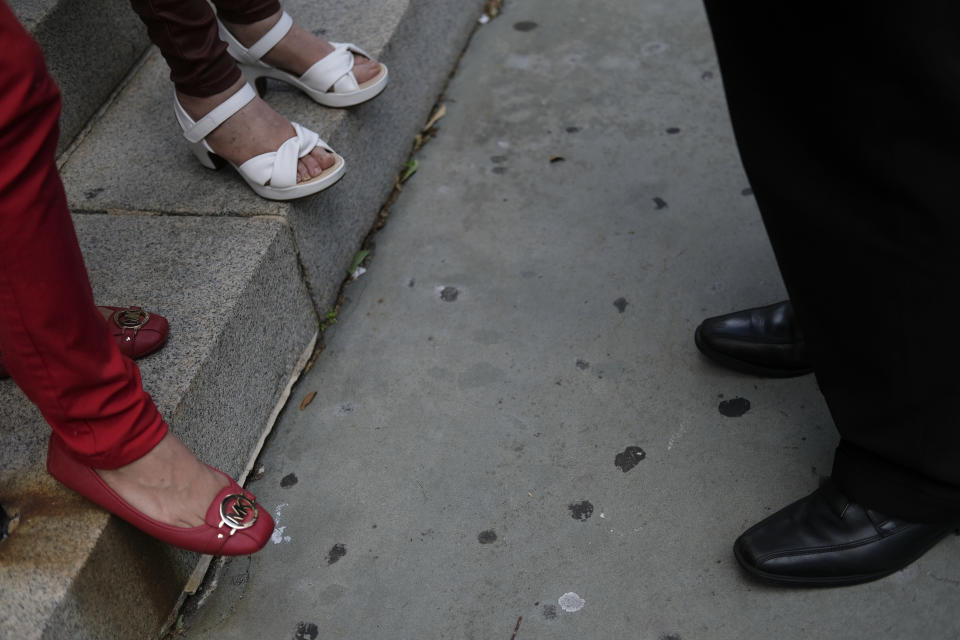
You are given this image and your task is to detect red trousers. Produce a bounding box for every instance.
[130,0,280,96]
[0,3,167,469]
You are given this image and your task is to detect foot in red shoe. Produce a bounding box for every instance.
[0,305,169,379]
[98,305,169,360]
[46,433,274,555]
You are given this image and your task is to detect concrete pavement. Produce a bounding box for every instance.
[178,0,960,638]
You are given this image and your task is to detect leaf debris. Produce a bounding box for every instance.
[485,0,504,19]
[300,391,317,410]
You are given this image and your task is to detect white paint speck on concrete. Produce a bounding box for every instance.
[558,592,585,613]
[271,503,292,544]
[668,423,688,450]
[271,525,290,545]
[640,41,669,56]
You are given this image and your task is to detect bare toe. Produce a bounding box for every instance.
[310,147,336,171]
[300,153,323,179]
[352,54,381,85]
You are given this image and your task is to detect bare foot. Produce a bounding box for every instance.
[177,77,335,183]
[221,11,382,87]
[97,432,229,528]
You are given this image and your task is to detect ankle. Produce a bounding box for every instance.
[220,10,283,48]
[176,77,248,121]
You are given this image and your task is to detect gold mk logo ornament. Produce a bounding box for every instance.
[218,494,259,536]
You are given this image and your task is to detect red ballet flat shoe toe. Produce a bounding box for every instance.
[46,435,274,556]
[101,306,170,360]
[0,305,169,380]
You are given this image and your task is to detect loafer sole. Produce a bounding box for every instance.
[733,526,956,587]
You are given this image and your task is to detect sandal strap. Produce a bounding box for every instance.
[299,43,357,93]
[332,41,373,61]
[236,122,324,189]
[247,11,293,61]
[179,83,256,143]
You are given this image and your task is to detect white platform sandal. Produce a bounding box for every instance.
[217,11,388,108]
[174,83,345,201]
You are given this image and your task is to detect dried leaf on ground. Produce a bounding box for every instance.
[413,126,440,153]
[485,0,503,18]
[423,104,447,132]
[300,391,317,410]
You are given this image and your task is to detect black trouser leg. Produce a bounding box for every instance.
[704,2,960,522]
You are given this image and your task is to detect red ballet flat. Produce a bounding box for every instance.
[0,305,169,379]
[101,305,169,360]
[46,435,274,556]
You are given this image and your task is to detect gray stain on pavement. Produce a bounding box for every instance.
[719,397,751,417]
[327,543,347,565]
[568,501,594,521]
[614,446,646,472]
[293,622,319,640]
[478,530,497,544]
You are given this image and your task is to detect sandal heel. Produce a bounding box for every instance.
[253,76,269,98]
[188,140,224,170]
[238,65,268,96]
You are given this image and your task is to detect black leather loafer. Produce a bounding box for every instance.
[734,481,957,586]
[694,300,812,377]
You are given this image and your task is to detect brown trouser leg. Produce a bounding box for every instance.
[129,0,281,96]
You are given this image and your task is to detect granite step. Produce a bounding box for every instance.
[60,0,485,313]
[10,0,151,155]
[0,214,317,640]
